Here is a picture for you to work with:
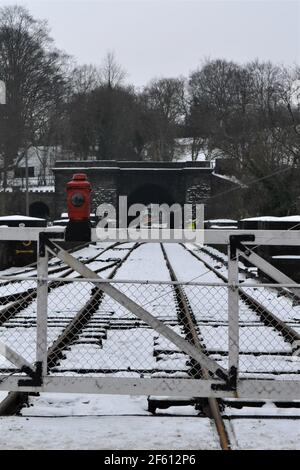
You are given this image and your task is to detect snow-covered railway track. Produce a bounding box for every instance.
[0,241,122,296]
[52,243,186,376]
[0,242,136,368]
[192,244,300,327]
[0,243,178,380]
[0,242,126,327]
[0,242,137,414]
[47,242,141,368]
[183,244,300,344]
[0,241,93,286]
[161,244,300,381]
[161,243,300,446]
[3,242,298,380]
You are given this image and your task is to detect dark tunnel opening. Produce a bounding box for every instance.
[29,201,50,220]
[126,184,178,228]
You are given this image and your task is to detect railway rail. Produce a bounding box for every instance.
[160,243,231,450]
[184,244,300,344]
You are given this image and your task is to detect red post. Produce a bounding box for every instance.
[66,173,92,241]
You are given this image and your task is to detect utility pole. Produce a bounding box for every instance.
[0,81,6,202]
[0,80,5,105]
[25,148,29,215]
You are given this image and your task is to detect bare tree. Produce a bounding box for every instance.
[64,80,144,161]
[0,5,68,186]
[141,77,186,161]
[187,59,243,163]
[187,58,300,214]
[99,51,127,89]
[70,64,101,95]
[273,65,300,164]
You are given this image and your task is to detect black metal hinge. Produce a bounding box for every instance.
[39,232,64,257]
[211,366,237,391]
[229,234,255,260]
[18,362,43,387]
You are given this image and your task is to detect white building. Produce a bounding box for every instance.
[8,146,62,188]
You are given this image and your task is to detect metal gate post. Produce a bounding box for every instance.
[36,243,49,377]
[227,242,239,387]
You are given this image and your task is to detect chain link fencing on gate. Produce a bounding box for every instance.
[0,278,38,377]
[44,280,231,378]
[0,275,299,391]
[238,283,300,381]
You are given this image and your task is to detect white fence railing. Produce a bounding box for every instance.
[0,176,54,189]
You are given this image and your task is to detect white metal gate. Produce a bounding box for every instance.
[0,227,299,400]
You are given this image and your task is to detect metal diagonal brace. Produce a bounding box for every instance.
[45,239,228,382]
[0,340,42,386]
[231,235,300,300]
[0,340,33,371]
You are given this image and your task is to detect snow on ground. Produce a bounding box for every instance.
[55,243,181,373]
[60,328,157,371]
[226,418,300,450]
[1,394,300,449]
[23,186,54,193]
[22,393,149,417]
[172,138,207,162]
[163,243,218,283]
[224,401,300,417]
[0,414,219,450]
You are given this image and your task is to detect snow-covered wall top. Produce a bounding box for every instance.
[0,215,44,221]
[241,216,300,222]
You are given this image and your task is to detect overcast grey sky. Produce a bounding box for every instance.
[1,0,299,87]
